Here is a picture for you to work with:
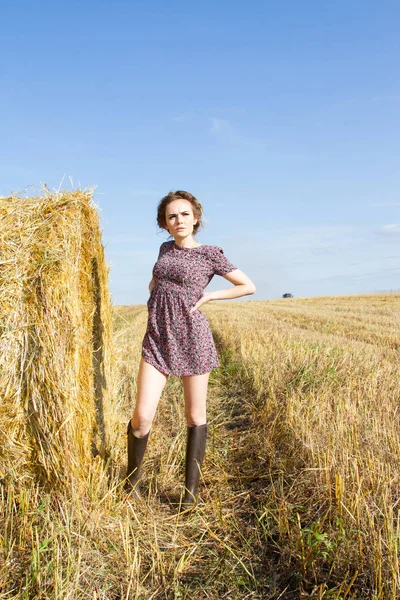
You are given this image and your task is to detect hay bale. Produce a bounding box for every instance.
[0,189,112,488]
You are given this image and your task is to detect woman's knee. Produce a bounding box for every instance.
[185,411,207,427]
[131,413,153,436]
[185,400,207,427]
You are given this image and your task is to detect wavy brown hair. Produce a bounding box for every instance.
[157,190,203,235]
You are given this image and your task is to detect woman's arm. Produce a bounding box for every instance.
[149,277,156,293]
[208,269,256,300]
[190,269,255,313]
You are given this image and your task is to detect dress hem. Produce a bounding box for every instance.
[141,353,219,377]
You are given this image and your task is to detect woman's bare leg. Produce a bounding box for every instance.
[130,358,168,436]
[125,359,167,494]
[182,372,209,426]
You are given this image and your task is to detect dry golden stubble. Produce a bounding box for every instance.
[204,296,400,596]
[3,278,400,597]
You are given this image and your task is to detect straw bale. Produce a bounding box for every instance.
[0,189,112,488]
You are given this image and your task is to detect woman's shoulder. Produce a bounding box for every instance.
[156,240,173,257]
[159,240,174,251]
[200,244,224,254]
[202,244,237,274]
[198,244,230,265]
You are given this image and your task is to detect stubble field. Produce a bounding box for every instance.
[2,293,400,599]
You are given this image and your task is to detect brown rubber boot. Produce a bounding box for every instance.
[181,424,208,510]
[124,420,150,498]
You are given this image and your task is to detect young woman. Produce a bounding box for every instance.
[125,190,256,509]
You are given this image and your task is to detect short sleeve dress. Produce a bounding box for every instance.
[141,240,236,376]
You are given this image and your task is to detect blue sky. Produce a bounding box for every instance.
[1,0,399,304]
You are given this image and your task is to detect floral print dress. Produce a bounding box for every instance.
[142,240,236,376]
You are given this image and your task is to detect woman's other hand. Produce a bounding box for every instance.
[189,291,214,313]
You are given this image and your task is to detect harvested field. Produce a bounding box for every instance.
[1,293,400,598]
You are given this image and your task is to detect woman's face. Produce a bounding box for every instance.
[165,199,197,238]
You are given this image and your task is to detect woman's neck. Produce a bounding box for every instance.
[173,236,199,249]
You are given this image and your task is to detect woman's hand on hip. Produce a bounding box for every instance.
[189,292,214,313]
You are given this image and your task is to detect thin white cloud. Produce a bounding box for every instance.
[318,265,400,282]
[378,224,400,236]
[172,113,192,123]
[209,118,234,138]
[317,93,400,116]
[208,117,269,149]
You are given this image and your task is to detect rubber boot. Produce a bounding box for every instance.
[181,424,208,510]
[124,419,150,498]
